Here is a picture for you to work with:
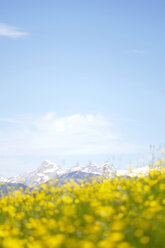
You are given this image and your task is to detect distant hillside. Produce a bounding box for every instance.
[0,183,27,197]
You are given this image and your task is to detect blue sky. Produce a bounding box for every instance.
[0,0,165,175]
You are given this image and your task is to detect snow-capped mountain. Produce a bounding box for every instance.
[14,160,69,186]
[0,160,152,187]
[4,160,116,186]
[0,175,8,183]
[70,162,116,176]
[116,166,150,177]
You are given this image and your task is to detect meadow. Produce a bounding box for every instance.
[0,160,165,247]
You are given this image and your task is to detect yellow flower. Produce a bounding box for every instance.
[79,240,95,248]
[134,229,144,237]
[117,242,131,248]
[61,195,73,204]
[110,220,125,231]
[140,236,150,244]
[83,215,94,224]
[46,234,65,247]
[110,232,125,242]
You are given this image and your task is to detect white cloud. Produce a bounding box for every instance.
[0,113,142,157]
[126,49,151,55]
[0,23,29,38]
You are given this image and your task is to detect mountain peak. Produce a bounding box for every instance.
[3,160,116,186]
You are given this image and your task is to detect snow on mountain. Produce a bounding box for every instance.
[83,162,115,175]
[5,160,116,186]
[4,160,153,186]
[0,176,8,183]
[128,166,150,177]
[116,170,129,177]
[36,160,68,176]
[70,162,116,175]
[6,176,19,184]
[70,163,83,173]
[116,166,150,177]
[14,160,68,186]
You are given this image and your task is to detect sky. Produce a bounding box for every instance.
[0,0,165,176]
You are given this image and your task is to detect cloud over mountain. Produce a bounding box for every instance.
[0,23,29,38]
[0,113,142,157]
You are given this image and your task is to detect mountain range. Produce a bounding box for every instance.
[0,160,150,187]
[1,160,116,186]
